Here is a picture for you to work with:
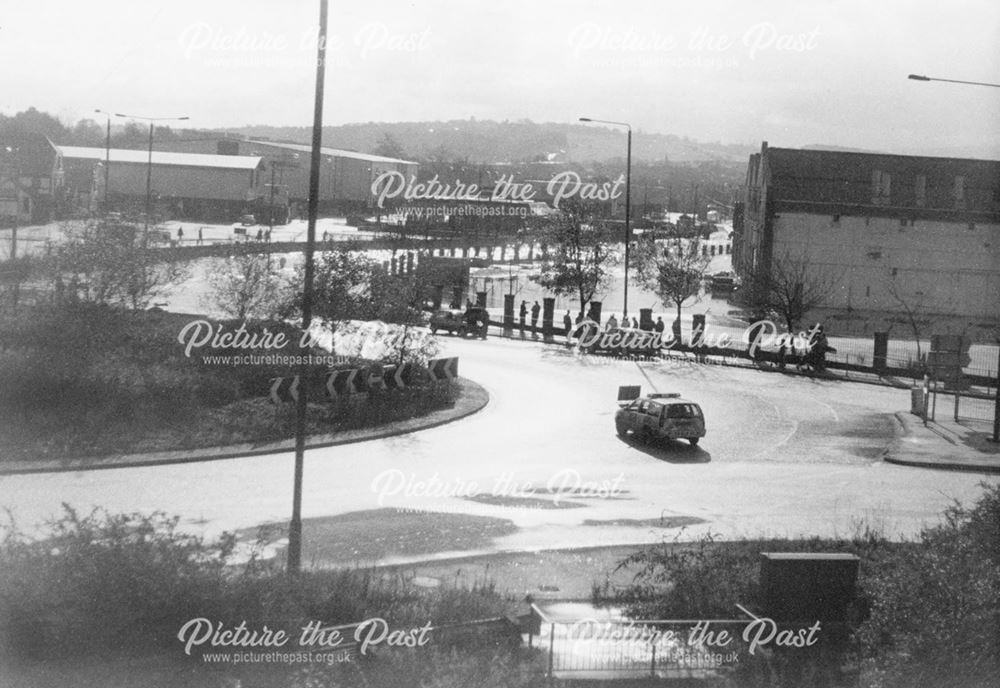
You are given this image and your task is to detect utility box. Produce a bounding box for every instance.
[760,553,859,623]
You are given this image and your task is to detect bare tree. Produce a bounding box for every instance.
[744,253,842,333]
[531,202,619,316]
[204,244,285,320]
[51,219,189,310]
[884,276,930,369]
[632,234,710,333]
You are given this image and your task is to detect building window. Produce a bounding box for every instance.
[954,176,966,209]
[872,170,891,205]
[914,175,926,207]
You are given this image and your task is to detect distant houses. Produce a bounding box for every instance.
[734,142,1000,335]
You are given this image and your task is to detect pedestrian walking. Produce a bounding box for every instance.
[256,227,263,242]
[606,314,619,330]
[632,317,639,329]
[563,310,572,334]
[519,301,528,333]
[177,227,184,243]
[654,316,665,334]
[530,301,541,332]
[197,227,203,245]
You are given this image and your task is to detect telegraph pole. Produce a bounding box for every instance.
[288,0,328,575]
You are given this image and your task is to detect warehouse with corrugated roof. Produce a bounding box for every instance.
[59,145,267,221]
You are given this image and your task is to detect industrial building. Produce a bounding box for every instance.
[158,137,418,214]
[734,142,1000,338]
[59,146,267,222]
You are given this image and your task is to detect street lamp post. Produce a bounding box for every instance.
[908,74,1000,88]
[114,113,190,235]
[579,117,631,319]
[908,73,999,440]
[287,0,329,575]
[94,110,113,212]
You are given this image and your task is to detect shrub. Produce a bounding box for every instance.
[0,506,516,680]
[607,486,1000,688]
[856,483,1000,688]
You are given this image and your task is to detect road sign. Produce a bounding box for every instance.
[618,385,641,402]
[269,376,299,404]
[428,357,459,380]
[367,364,385,391]
[325,369,365,398]
[382,363,413,390]
[929,334,971,390]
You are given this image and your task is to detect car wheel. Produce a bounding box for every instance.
[615,421,627,437]
[688,437,699,446]
[638,427,653,444]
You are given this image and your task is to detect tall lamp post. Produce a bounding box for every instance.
[114,113,190,234]
[908,73,1000,440]
[579,117,631,319]
[908,74,1000,88]
[287,0,329,575]
[94,109,113,212]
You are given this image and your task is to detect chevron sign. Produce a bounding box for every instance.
[382,363,412,390]
[269,376,299,404]
[325,369,366,398]
[428,357,459,380]
[367,364,385,391]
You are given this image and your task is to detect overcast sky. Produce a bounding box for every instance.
[2,0,998,156]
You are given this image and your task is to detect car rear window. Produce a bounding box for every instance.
[665,403,702,419]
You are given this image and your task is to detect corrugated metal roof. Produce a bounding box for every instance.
[57,146,263,170]
[245,140,419,166]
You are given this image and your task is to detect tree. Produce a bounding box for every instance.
[632,234,710,334]
[203,244,285,320]
[742,253,842,334]
[286,247,437,365]
[50,219,189,310]
[0,107,69,142]
[67,119,105,146]
[298,248,379,323]
[884,276,931,370]
[531,202,619,316]
[371,132,407,160]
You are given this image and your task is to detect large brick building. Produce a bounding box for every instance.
[734,142,1000,339]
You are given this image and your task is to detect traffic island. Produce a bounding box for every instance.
[882,411,1000,473]
[0,377,489,475]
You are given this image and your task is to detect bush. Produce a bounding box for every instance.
[0,506,235,658]
[0,305,459,460]
[856,483,1000,688]
[0,506,516,680]
[607,485,1000,688]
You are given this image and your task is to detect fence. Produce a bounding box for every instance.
[525,607,854,685]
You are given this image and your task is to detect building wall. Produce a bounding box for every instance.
[771,212,1000,320]
[103,162,258,202]
[736,144,1000,334]
[163,139,418,206]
